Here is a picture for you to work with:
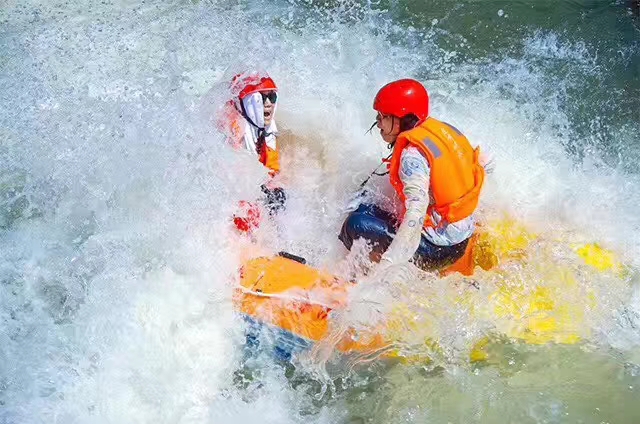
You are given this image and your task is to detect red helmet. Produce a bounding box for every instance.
[373,79,429,121]
[231,72,277,100]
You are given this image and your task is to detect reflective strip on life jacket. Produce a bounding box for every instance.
[422,137,442,159]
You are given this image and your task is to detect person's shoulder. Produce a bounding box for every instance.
[401,146,429,165]
[400,146,430,179]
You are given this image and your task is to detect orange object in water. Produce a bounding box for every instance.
[258,143,280,175]
[440,233,478,277]
[234,255,389,355]
[230,72,277,100]
[234,235,590,362]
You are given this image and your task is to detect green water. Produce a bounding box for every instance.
[265,1,640,421]
[310,0,640,171]
[337,345,640,423]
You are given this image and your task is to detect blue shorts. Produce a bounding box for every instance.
[338,204,469,271]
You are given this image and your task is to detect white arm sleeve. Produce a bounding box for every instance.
[381,147,430,265]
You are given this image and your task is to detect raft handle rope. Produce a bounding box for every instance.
[237,285,337,310]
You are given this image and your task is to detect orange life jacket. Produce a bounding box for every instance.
[387,117,485,229]
[259,143,280,176]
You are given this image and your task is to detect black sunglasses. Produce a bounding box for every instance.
[261,91,277,103]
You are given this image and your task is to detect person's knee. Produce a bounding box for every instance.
[339,211,364,249]
[339,210,393,252]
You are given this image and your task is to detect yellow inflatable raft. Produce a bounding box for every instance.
[234,216,631,363]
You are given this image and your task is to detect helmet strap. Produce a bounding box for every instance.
[237,97,273,137]
[238,99,259,129]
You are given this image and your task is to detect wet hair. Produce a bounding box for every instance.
[399,114,420,132]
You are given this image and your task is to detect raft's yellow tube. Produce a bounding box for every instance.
[234,216,627,362]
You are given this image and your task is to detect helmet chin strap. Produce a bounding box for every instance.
[235,94,277,160]
[238,98,271,135]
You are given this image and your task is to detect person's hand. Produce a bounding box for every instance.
[232,200,261,233]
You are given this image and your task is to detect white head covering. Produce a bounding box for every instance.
[235,92,278,155]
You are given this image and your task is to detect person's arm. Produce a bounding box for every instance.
[380,147,430,265]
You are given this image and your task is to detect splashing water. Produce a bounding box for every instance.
[1,0,639,422]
